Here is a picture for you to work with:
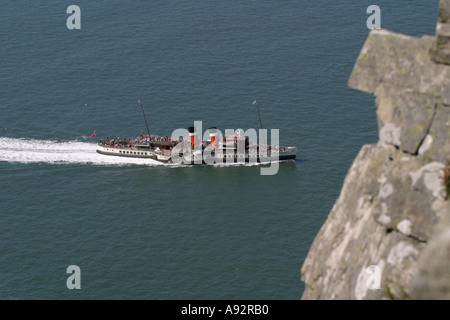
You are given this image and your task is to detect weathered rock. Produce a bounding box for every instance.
[374,86,436,155]
[418,104,450,163]
[438,0,450,23]
[412,214,450,299]
[348,28,450,154]
[300,142,445,299]
[301,3,450,300]
[431,0,450,65]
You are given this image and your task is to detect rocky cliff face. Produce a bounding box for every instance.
[301,1,450,300]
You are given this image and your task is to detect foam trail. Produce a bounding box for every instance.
[0,137,167,166]
[0,137,274,168]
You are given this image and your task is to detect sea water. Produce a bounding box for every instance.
[0,1,439,299]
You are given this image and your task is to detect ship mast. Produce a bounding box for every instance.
[138,99,151,141]
[253,100,267,146]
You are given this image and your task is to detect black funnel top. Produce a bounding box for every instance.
[187,126,196,134]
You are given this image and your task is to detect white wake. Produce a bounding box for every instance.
[0,137,166,166]
[0,137,278,168]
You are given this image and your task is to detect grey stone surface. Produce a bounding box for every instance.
[301,3,450,300]
[431,0,450,64]
[412,215,450,299]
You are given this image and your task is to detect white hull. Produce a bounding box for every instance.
[96,145,172,162]
[97,144,296,164]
